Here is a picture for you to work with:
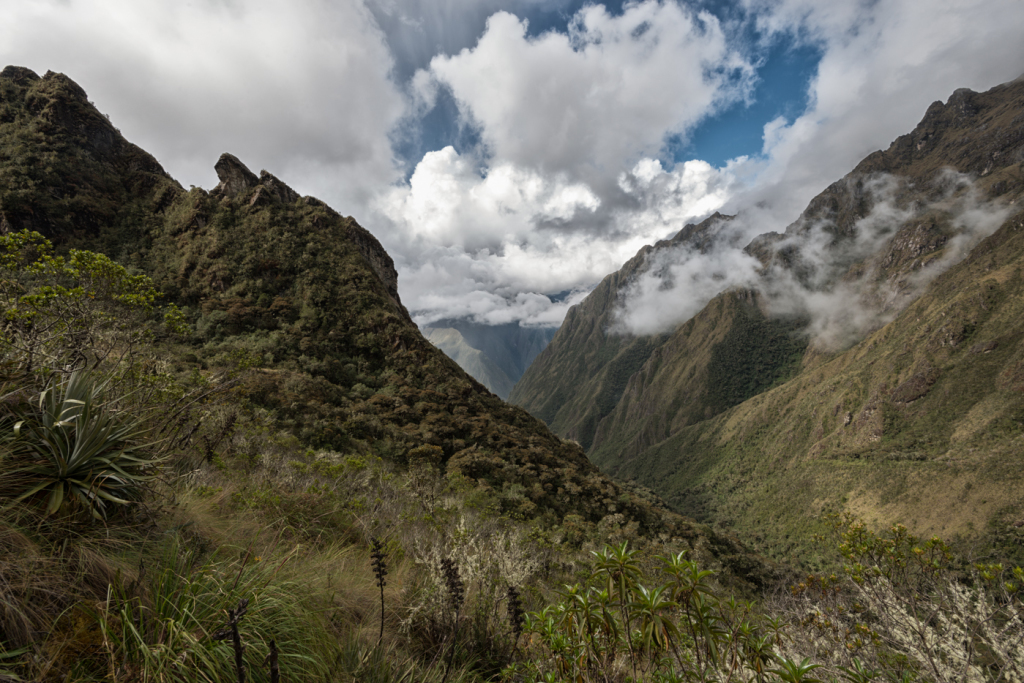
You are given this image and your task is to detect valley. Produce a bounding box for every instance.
[2,62,1023,683]
[513,75,1024,567]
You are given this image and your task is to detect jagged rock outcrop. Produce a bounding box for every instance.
[212,153,259,197]
[210,156,300,205]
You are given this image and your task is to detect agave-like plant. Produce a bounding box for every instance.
[5,370,161,519]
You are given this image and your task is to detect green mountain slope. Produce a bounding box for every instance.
[618,212,1024,564]
[512,74,1024,563]
[0,65,784,587]
[509,214,732,450]
[589,290,806,470]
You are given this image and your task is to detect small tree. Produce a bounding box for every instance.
[0,229,186,379]
[787,514,1024,683]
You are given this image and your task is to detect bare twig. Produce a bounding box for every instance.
[213,598,250,683]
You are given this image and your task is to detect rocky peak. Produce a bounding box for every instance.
[947,87,979,119]
[210,155,301,205]
[0,66,176,242]
[212,153,259,196]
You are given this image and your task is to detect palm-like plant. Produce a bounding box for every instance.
[3,370,160,519]
[767,656,824,683]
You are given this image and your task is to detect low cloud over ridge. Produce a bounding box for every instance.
[612,172,1015,349]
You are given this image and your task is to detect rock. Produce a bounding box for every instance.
[258,170,299,204]
[948,87,979,121]
[969,340,998,354]
[247,184,273,208]
[212,153,259,197]
[891,362,940,404]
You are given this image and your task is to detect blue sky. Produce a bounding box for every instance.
[2,0,1023,328]
[678,35,820,167]
[392,0,822,173]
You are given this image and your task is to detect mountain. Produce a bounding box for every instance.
[422,320,556,399]
[512,74,1024,563]
[0,65,783,587]
[509,212,805,452]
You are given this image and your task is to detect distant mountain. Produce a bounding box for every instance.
[422,320,555,399]
[512,74,1024,564]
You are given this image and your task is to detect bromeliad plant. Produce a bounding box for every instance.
[2,370,163,519]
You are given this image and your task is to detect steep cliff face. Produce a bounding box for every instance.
[588,289,806,470]
[511,74,1024,562]
[510,213,731,450]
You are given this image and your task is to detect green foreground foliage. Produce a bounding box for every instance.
[505,518,1023,683]
[0,238,1021,683]
[1,67,1022,682]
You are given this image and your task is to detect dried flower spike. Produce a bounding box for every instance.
[507,585,524,640]
[440,557,464,613]
[370,537,388,589]
[370,537,388,644]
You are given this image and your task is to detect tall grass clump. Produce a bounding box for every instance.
[96,537,338,682]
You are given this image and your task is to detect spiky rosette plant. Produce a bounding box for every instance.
[3,370,161,519]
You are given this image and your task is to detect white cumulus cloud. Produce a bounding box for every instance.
[425,1,755,187]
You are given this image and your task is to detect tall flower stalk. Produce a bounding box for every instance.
[370,537,388,645]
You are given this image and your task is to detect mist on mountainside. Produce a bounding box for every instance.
[511,73,1024,574]
[612,170,1014,349]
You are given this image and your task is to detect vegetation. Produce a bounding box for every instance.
[0,277,1019,681]
[513,73,1024,567]
[508,517,1024,683]
[2,65,1023,681]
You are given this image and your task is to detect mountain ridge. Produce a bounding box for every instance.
[511,73,1024,563]
[0,64,782,587]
